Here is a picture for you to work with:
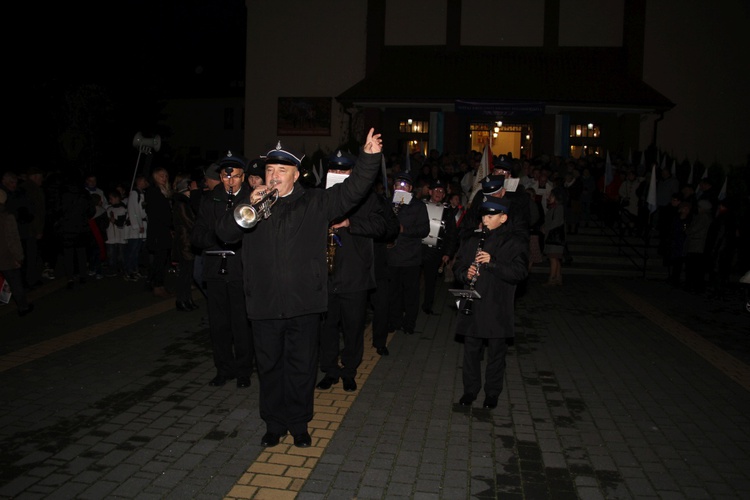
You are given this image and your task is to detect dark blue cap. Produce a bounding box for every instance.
[493,155,512,171]
[429,179,445,190]
[480,197,509,215]
[217,151,248,174]
[328,150,356,169]
[395,172,413,185]
[481,175,505,195]
[247,157,266,179]
[263,141,304,167]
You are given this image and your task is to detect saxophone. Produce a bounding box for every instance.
[327,226,341,275]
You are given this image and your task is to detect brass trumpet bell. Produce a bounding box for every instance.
[233,189,279,228]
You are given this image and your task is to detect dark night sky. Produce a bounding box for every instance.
[10,1,246,171]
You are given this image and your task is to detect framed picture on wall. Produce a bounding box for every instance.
[277,97,332,136]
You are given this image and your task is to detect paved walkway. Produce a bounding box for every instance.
[1,271,748,499]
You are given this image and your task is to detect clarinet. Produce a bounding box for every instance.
[460,227,488,316]
[226,186,234,211]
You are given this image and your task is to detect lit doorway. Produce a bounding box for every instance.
[469,122,532,159]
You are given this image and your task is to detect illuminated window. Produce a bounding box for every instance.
[399,120,429,134]
[570,123,600,138]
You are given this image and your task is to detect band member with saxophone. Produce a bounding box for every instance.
[316,150,393,392]
[420,179,458,315]
[191,152,254,389]
[216,129,384,449]
[385,172,430,336]
[452,198,528,410]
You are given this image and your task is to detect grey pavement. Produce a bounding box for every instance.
[1,269,749,499]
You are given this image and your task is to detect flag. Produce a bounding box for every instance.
[381,155,390,197]
[718,177,727,201]
[468,143,491,204]
[687,161,694,185]
[647,163,658,214]
[604,151,613,187]
[313,159,323,186]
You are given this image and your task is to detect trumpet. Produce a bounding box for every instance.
[233,188,279,228]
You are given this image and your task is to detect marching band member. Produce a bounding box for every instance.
[420,179,458,315]
[385,172,430,336]
[317,150,394,392]
[453,197,528,409]
[191,153,254,389]
[216,129,383,449]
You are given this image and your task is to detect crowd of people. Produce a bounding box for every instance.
[1,136,747,447]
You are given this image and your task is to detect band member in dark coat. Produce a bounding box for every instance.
[453,198,528,410]
[460,156,530,244]
[191,153,254,389]
[370,190,401,356]
[385,172,430,336]
[216,129,384,449]
[317,150,392,392]
[420,179,458,315]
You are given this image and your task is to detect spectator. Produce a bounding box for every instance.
[144,166,174,298]
[124,175,148,281]
[0,188,34,316]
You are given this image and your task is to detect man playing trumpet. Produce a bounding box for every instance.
[216,129,384,449]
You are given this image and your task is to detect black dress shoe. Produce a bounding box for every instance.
[376,346,389,356]
[316,376,338,390]
[459,393,476,406]
[261,432,282,447]
[342,377,357,392]
[208,374,235,387]
[176,301,194,312]
[18,303,35,317]
[292,432,311,448]
[236,376,251,388]
[483,395,498,409]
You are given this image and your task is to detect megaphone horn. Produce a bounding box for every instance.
[132,132,162,152]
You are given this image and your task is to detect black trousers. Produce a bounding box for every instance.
[370,275,389,349]
[462,336,508,398]
[421,246,443,310]
[319,290,367,379]
[206,279,253,378]
[387,265,421,332]
[253,313,320,435]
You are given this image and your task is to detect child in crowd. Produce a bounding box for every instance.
[105,190,129,277]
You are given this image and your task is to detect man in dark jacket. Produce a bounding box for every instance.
[385,172,430,336]
[316,150,392,392]
[191,153,254,389]
[216,129,383,449]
